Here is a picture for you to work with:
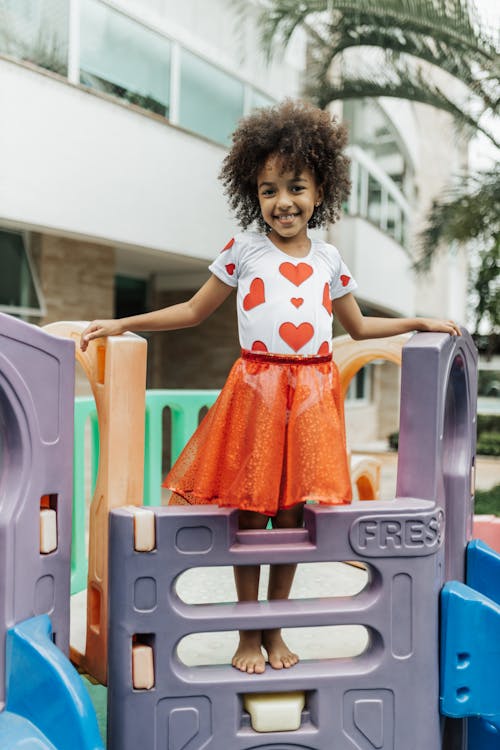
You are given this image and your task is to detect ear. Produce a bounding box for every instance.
[315,184,324,207]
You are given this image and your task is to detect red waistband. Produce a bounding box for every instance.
[241,349,332,365]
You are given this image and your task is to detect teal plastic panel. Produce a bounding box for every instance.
[71,390,219,593]
[144,389,219,506]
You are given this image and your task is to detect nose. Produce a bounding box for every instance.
[276,190,293,209]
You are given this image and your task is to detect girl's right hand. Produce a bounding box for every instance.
[80,319,126,351]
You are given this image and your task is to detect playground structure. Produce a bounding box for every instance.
[0,312,499,749]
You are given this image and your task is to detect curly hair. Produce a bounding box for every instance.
[219,99,351,231]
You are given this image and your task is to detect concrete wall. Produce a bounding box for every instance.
[0,58,231,261]
[331,217,416,317]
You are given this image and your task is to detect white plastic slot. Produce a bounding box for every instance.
[132,644,155,689]
[129,507,156,551]
[40,509,57,554]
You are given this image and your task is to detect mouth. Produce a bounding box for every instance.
[273,213,299,223]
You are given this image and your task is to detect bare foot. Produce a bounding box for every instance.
[232,631,266,674]
[262,629,299,669]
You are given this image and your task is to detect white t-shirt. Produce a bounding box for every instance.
[209,231,357,356]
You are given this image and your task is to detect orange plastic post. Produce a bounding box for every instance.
[44,321,147,684]
[334,333,409,501]
[333,333,409,398]
[350,455,382,500]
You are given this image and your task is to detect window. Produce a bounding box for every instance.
[0,0,68,75]
[248,88,274,112]
[344,98,414,201]
[80,0,171,117]
[367,175,382,225]
[0,230,44,317]
[355,163,367,215]
[347,366,373,403]
[179,49,244,145]
[478,369,500,415]
[349,154,411,248]
[114,275,148,320]
[386,193,402,243]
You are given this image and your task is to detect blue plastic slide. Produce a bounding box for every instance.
[0,615,104,750]
[441,540,500,749]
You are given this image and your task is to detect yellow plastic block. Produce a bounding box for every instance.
[132,644,155,690]
[129,507,156,552]
[40,509,57,553]
[243,691,305,732]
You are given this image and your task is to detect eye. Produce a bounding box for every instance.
[291,185,305,193]
[261,188,275,196]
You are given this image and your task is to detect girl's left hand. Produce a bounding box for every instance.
[416,318,462,336]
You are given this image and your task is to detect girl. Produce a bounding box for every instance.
[81,99,460,675]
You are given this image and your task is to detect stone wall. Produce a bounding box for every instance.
[31,232,115,396]
[148,287,240,389]
[31,233,115,325]
[375,361,401,441]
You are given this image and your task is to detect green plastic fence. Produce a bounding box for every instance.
[71,389,219,594]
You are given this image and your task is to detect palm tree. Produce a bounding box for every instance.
[259,0,499,346]
[260,0,498,146]
[420,168,499,355]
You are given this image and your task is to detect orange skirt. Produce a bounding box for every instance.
[163,349,352,516]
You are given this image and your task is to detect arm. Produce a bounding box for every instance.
[332,293,462,340]
[80,274,233,351]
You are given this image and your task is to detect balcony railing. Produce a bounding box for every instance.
[346,145,412,249]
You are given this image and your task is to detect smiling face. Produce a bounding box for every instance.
[257,154,323,253]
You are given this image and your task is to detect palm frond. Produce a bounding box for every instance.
[311,68,499,147]
[415,168,500,271]
[260,0,497,61]
[472,244,500,335]
[308,18,498,110]
[260,0,332,59]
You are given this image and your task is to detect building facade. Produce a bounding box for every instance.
[0,0,468,446]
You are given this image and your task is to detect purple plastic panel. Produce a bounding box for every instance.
[108,502,445,750]
[107,331,477,750]
[397,329,477,583]
[0,313,75,708]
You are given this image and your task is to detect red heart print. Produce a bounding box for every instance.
[251,340,268,352]
[279,322,314,352]
[291,297,304,308]
[322,283,332,315]
[317,341,330,355]
[243,278,265,311]
[225,263,235,276]
[340,274,350,287]
[279,262,313,287]
[221,238,235,252]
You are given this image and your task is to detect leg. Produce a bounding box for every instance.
[232,509,269,674]
[263,503,304,669]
